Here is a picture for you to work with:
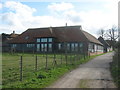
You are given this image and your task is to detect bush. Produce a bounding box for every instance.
[110,41,120,87]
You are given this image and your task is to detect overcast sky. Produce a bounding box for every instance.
[0,0,118,38]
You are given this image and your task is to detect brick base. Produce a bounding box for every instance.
[90,52,103,56]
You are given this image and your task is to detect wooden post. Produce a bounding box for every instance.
[45,53,48,69]
[65,53,67,65]
[70,53,72,65]
[53,52,57,66]
[79,53,80,61]
[20,56,22,81]
[73,52,75,64]
[88,51,90,58]
[61,53,62,65]
[35,55,37,71]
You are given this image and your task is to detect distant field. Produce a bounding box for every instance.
[2,52,85,88]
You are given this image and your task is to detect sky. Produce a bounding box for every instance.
[0,0,119,38]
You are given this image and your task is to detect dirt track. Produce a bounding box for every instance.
[48,52,116,88]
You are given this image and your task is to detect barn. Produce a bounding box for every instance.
[9,25,103,55]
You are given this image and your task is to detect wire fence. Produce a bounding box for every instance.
[2,52,88,85]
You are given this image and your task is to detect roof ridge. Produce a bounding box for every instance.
[27,25,81,30]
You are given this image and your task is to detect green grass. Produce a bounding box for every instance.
[2,52,106,88]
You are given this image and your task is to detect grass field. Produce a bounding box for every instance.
[2,52,104,88]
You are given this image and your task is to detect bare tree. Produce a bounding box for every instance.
[98,29,105,38]
[106,26,119,50]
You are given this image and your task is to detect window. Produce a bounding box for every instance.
[37,44,40,52]
[27,44,35,48]
[44,44,47,52]
[37,38,53,43]
[98,45,103,51]
[88,43,94,52]
[71,43,74,51]
[94,44,97,52]
[79,43,83,47]
[41,44,47,52]
[67,43,70,51]
[75,43,78,52]
[12,44,16,48]
[41,44,44,52]
[48,38,52,42]
[58,43,61,50]
[37,38,40,42]
[48,44,52,52]
[41,38,47,42]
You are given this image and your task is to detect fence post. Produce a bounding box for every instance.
[74,52,76,64]
[45,53,48,69]
[79,53,80,61]
[53,52,57,67]
[65,53,67,65]
[88,51,90,58]
[20,56,22,81]
[61,53,62,65]
[70,53,72,65]
[35,55,37,71]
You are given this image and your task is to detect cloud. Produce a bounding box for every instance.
[0,1,118,39]
[4,1,36,19]
[0,1,36,33]
[48,2,74,12]
[48,3,82,24]
[47,1,117,37]
[0,3,2,9]
[0,1,69,34]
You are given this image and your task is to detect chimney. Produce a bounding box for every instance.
[13,31,15,34]
[66,23,67,27]
[49,26,53,34]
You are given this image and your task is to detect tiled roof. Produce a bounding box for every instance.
[9,25,103,45]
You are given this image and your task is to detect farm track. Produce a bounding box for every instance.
[48,52,117,88]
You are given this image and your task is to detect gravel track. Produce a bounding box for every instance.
[48,52,116,88]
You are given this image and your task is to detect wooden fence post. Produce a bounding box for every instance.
[20,56,22,81]
[65,53,67,65]
[70,53,72,65]
[45,53,48,69]
[79,53,80,61]
[61,53,62,65]
[74,52,76,64]
[53,52,57,67]
[35,55,37,71]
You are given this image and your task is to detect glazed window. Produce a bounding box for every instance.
[37,39,40,42]
[71,43,74,51]
[48,38,52,42]
[58,43,61,50]
[41,38,47,42]
[12,44,16,48]
[27,44,35,48]
[48,44,52,52]
[67,43,70,51]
